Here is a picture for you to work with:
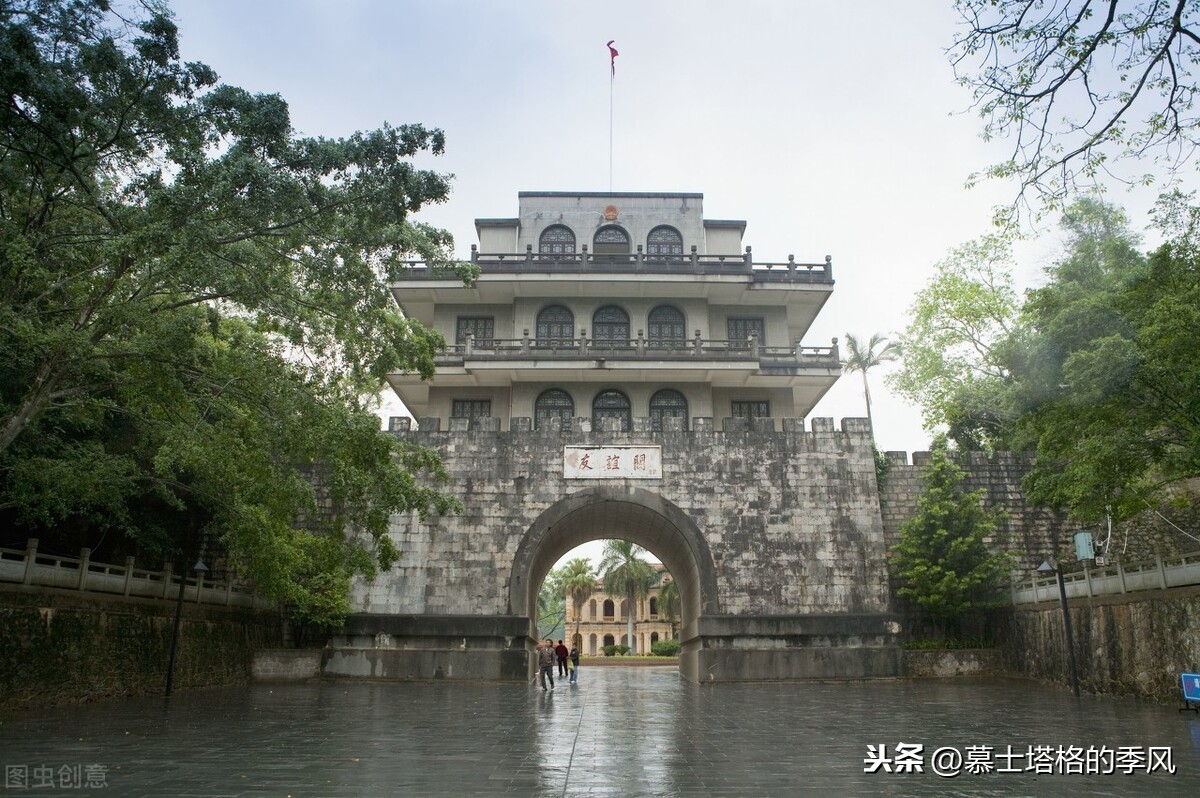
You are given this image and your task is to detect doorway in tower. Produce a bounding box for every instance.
[509,487,716,680]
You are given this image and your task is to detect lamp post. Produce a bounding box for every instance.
[1038,559,1080,698]
[165,556,208,696]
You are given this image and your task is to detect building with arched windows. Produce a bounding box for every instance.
[387,191,840,427]
[564,567,676,656]
[358,190,904,683]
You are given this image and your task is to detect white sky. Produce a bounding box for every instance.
[172,1,1183,569]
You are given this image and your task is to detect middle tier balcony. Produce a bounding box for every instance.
[438,330,839,372]
[404,331,842,396]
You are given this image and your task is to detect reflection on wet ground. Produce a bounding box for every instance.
[2,667,1199,796]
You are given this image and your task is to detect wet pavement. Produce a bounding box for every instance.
[2,667,1199,796]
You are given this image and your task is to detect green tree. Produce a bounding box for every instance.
[599,539,656,655]
[950,0,1200,219]
[537,566,566,642]
[889,234,1021,450]
[891,437,1012,635]
[842,333,899,435]
[1013,195,1198,523]
[559,557,596,649]
[0,1,465,624]
[657,574,680,640]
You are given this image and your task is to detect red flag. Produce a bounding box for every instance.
[607,40,618,78]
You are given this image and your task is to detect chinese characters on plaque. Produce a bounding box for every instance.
[563,446,662,479]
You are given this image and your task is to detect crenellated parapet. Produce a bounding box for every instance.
[388,415,873,441]
[879,449,1063,571]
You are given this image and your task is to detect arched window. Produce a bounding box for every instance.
[647,305,685,344]
[538,224,576,256]
[651,632,660,645]
[649,597,659,616]
[592,305,629,344]
[534,389,574,430]
[593,389,631,432]
[603,634,615,648]
[650,389,688,432]
[593,226,630,255]
[536,305,574,347]
[619,600,627,620]
[603,599,615,618]
[647,225,683,258]
[589,599,597,620]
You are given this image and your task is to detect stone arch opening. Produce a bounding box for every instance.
[509,486,718,681]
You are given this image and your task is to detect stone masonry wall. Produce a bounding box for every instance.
[358,417,891,620]
[880,450,1063,570]
[1001,587,1200,703]
[0,586,279,710]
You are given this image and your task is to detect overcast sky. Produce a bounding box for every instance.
[172,0,1178,490]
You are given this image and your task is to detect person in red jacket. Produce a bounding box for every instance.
[555,640,569,677]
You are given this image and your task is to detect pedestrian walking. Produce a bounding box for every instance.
[555,640,569,677]
[538,638,556,690]
[568,645,579,683]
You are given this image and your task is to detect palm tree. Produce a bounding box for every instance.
[657,574,680,642]
[560,557,596,650]
[598,539,657,654]
[843,332,899,434]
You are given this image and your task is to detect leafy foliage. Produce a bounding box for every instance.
[537,566,566,642]
[842,333,899,434]
[0,1,464,625]
[890,437,1013,628]
[601,644,630,657]
[896,194,1200,527]
[599,539,657,655]
[559,557,596,645]
[951,0,1200,220]
[889,234,1021,450]
[1014,195,1197,522]
[650,638,680,657]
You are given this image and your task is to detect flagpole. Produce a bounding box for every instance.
[606,40,618,192]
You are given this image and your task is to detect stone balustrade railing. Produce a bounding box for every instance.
[0,539,272,609]
[1011,549,1200,604]
[391,249,833,283]
[440,332,840,369]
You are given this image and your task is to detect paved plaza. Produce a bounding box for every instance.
[2,667,1199,796]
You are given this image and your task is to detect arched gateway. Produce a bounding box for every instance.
[324,417,902,683]
[509,487,718,681]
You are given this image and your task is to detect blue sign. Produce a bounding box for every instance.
[1074,531,1095,561]
[1182,672,1200,703]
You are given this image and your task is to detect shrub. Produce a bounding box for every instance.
[601,644,630,656]
[651,639,680,657]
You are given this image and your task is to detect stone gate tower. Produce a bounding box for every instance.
[325,191,902,682]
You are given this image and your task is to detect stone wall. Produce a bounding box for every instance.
[1000,587,1200,703]
[0,586,278,710]
[328,416,903,682]
[880,450,1063,570]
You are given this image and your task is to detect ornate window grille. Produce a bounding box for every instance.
[647,305,685,343]
[731,400,770,419]
[727,317,765,350]
[649,389,688,431]
[538,225,576,256]
[592,389,631,432]
[455,316,494,348]
[451,399,492,419]
[593,226,631,255]
[646,225,684,258]
[592,305,630,344]
[534,389,575,430]
[536,305,575,346]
